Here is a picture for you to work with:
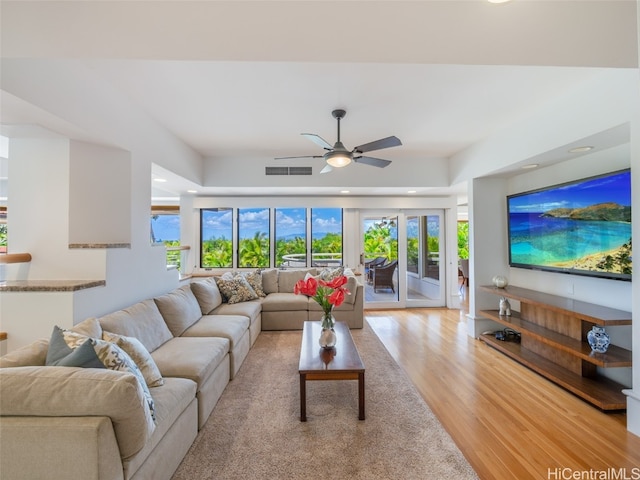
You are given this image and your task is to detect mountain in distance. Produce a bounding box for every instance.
[542,202,631,222]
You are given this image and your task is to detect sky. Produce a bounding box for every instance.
[508,170,631,214]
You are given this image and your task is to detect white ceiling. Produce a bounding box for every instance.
[0,0,638,200]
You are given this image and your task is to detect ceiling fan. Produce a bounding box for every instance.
[275,109,402,174]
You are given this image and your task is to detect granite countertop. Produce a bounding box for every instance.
[0,280,106,292]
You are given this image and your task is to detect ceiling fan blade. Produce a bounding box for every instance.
[353,135,402,154]
[301,133,332,150]
[353,156,392,168]
[274,155,323,160]
[320,164,333,174]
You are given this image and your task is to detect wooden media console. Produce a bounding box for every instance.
[479,285,632,411]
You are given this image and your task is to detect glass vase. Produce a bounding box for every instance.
[319,311,337,349]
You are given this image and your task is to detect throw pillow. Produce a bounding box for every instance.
[215,275,259,304]
[241,270,266,298]
[102,331,164,387]
[92,338,157,422]
[45,327,105,369]
[45,326,157,423]
[319,266,344,281]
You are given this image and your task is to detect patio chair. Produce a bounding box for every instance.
[372,260,398,292]
[365,256,387,284]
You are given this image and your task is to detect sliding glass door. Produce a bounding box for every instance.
[361,210,446,309]
[405,212,445,307]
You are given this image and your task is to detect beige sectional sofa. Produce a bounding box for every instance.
[0,268,362,480]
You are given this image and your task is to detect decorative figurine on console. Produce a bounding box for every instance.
[499,297,512,316]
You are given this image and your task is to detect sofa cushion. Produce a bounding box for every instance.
[151,337,229,389]
[154,285,203,337]
[182,315,249,349]
[343,275,358,305]
[0,366,156,460]
[210,300,261,323]
[71,317,103,338]
[102,331,164,388]
[260,292,310,312]
[190,277,223,314]
[0,338,49,368]
[278,269,316,293]
[261,269,279,294]
[99,299,173,353]
[215,275,258,304]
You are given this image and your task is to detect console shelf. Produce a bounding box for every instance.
[479,285,631,411]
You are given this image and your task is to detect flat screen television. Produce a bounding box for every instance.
[507,169,632,281]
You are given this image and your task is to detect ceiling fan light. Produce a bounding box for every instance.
[325,151,352,168]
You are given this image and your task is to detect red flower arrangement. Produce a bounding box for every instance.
[294,275,350,329]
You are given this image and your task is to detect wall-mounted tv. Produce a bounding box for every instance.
[507,169,632,281]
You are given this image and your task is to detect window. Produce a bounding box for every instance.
[237,208,270,268]
[151,206,181,268]
[201,208,233,268]
[199,207,344,269]
[311,208,343,267]
[275,208,307,267]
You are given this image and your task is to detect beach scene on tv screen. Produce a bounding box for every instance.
[508,170,632,277]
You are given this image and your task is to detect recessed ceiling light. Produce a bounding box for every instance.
[521,164,539,170]
[187,190,198,194]
[407,190,417,194]
[568,146,594,153]
[153,178,167,183]
[487,0,513,3]
[340,190,350,194]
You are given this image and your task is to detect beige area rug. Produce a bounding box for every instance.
[172,321,478,480]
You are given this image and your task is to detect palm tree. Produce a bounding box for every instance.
[239,232,269,267]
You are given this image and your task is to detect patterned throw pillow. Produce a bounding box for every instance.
[215,275,259,304]
[45,327,106,369]
[319,266,345,281]
[241,270,266,298]
[45,326,157,423]
[102,331,164,387]
[92,338,157,422]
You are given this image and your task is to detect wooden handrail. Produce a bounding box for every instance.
[0,252,32,264]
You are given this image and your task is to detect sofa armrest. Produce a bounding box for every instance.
[0,366,154,459]
[0,416,124,480]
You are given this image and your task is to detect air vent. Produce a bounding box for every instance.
[288,166,312,176]
[265,166,313,176]
[265,167,289,176]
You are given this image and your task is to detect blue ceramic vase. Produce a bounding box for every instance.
[587,325,610,353]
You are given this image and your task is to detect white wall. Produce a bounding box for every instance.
[69,141,131,245]
[0,136,180,352]
[466,177,510,337]
[625,0,640,437]
[6,138,107,281]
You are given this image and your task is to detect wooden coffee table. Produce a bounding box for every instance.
[298,321,365,421]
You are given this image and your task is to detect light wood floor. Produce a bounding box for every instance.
[365,300,640,480]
